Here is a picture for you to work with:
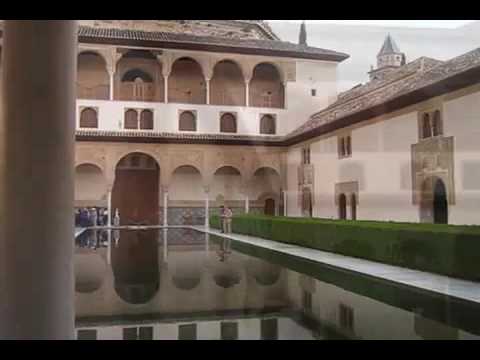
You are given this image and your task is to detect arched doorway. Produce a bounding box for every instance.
[112,152,160,225]
[338,193,347,220]
[420,177,448,224]
[433,179,448,224]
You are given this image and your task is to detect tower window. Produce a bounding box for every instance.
[338,134,352,158]
[419,109,443,140]
[302,146,311,165]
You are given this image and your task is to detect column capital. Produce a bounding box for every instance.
[204,185,210,194]
[161,185,169,193]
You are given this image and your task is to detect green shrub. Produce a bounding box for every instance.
[209,214,480,281]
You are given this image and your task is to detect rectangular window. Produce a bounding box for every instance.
[77,329,97,340]
[338,135,352,158]
[339,304,354,331]
[302,290,312,313]
[221,322,239,340]
[178,324,197,340]
[311,89,317,96]
[261,318,278,340]
[139,326,153,340]
[123,327,138,340]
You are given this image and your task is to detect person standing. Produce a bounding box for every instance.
[219,205,225,233]
[90,208,98,227]
[224,206,233,234]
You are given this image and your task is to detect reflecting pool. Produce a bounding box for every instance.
[74,228,480,340]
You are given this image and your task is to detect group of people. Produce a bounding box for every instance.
[75,207,109,228]
[219,205,233,234]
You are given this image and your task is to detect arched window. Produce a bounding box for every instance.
[250,63,284,108]
[77,52,109,100]
[168,57,206,104]
[338,193,347,220]
[79,108,98,128]
[351,194,357,220]
[210,60,245,106]
[260,114,276,135]
[432,110,442,136]
[124,109,138,129]
[140,110,154,130]
[422,113,431,139]
[220,113,237,133]
[120,69,154,102]
[179,111,196,131]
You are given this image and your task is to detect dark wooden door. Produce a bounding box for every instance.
[112,169,159,225]
[264,198,275,216]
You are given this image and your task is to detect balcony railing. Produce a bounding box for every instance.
[77,84,109,100]
[117,83,162,102]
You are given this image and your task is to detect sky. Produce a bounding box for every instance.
[267,20,475,29]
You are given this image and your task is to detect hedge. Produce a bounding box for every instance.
[209,214,480,281]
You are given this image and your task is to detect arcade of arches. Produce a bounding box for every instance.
[74,144,286,226]
[76,50,285,108]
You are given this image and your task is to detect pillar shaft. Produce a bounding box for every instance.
[283,190,287,217]
[245,80,250,107]
[109,70,114,100]
[0,20,78,339]
[164,75,169,103]
[107,189,112,226]
[205,188,210,228]
[163,190,168,226]
[206,79,210,105]
[245,196,250,214]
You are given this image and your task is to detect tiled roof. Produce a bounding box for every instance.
[77,26,349,62]
[337,57,444,103]
[285,48,480,142]
[76,129,283,145]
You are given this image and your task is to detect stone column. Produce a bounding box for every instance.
[205,78,210,105]
[205,232,210,259]
[108,69,115,100]
[245,196,250,214]
[283,190,287,217]
[107,230,112,265]
[163,75,169,103]
[204,186,210,228]
[245,79,250,107]
[0,20,78,340]
[163,228,168,262]
[107,187,112,226]
[163,186,169,226]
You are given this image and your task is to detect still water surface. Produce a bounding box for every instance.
[74,228,480,340]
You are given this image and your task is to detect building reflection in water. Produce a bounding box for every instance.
[74,229,480,340]
[111,230,160,304]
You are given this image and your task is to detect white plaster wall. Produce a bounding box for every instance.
[346,113,418,222]
[286,147,301,217]
[443,89,480,225]
[284,60,338,134]
[288,110,420,222]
